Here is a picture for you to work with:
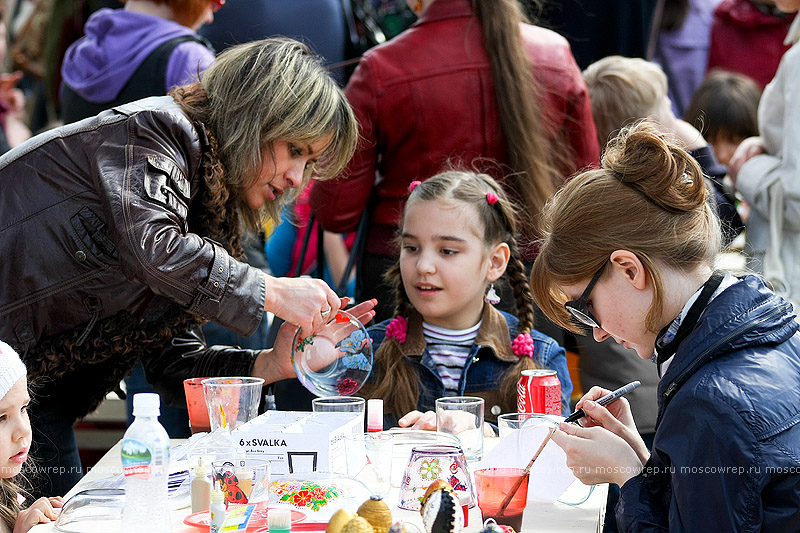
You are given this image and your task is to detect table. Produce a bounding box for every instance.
[31,439,606,533]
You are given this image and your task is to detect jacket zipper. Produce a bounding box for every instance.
[663,303,790,403]
[75,296,102,346]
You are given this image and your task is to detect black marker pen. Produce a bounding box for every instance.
[564,380,641,423]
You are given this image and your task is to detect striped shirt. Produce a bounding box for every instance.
[423,320,481,396]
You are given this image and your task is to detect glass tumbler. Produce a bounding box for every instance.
[398,444,474,511]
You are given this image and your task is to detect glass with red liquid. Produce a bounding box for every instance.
[183,377,211,433]
[474,468,529,532]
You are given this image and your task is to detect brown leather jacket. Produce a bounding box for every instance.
[0,96,265,418]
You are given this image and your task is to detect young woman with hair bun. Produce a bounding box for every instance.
[530,121,800,531]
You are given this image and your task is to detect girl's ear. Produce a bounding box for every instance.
[486,242,510,282]
[609,250,647,290]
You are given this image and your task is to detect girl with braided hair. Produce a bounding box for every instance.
[361,171,572,429]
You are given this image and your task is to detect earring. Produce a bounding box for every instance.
[485,283,501,305]
[414,0,423,12]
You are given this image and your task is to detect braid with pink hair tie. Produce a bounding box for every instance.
[408,180,422,193]
[511,333,534,358]
[386,316,408,343]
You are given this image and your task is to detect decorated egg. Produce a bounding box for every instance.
[357,497,392,533]
[387,522,415,533]
[327,508,356,533]
[420,488,463,533]
[479,519,514,533]
[420,480,453,513]
[342,516,374,533]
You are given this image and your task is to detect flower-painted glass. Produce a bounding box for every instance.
[398,445,474,511]
[291,310,373,397]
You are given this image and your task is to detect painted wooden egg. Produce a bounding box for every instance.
[357,496,393,533]
[420,488,463,533]
[342,516,374,533]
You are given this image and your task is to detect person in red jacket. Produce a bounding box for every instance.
[310,0,599,321]
[708,0,796,89]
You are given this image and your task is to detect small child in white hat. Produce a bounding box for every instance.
[0,340,63,533]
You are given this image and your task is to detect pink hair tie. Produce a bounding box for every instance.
[409,180,422,193]
[386,316,408,344]
[511,333,534,358]
[486,191,499,205]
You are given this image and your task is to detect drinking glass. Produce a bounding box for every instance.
[211,457,270,506]
[474,467,529,532]
[398,444,474,511]
[183,377,211,434]
[435,396,484,461]
[311,396,366,412]
[386,429,461,488]
[497,412,554,439]
[202,377,264,432]
[344,432,394,498]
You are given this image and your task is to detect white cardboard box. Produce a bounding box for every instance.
[231,411,363,475]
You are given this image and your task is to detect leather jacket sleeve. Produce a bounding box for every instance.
[141,324,260,408]
[101,102,266,336]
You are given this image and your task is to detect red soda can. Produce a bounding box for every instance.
[517,369,561,415]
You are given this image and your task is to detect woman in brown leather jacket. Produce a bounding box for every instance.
[0,38,366,498]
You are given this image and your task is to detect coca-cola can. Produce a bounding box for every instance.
[517,369,561,415]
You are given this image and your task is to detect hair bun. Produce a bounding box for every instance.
[602,121,707,213]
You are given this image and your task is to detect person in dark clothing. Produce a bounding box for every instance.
[0,39,364,499]
[60,0,226,439]
[531,121,800,532]
[60,0,218,124]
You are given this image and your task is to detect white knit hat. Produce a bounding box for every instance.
[0,340,27,401]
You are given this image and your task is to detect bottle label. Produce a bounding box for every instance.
[122,438,158,479]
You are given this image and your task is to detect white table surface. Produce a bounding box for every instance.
[32,438,606,533]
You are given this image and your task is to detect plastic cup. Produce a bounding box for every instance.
[202,377,265,432]
[474,468,529,532]
[184,377,212,434]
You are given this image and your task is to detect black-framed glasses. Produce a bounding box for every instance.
[564,263,606,330]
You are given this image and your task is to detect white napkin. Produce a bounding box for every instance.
[475,416,576,503]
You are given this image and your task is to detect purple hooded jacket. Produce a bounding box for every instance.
[61,9,215,103]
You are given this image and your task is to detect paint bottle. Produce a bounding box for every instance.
[209,485,226,533]
[367,398,383,432]
[191,457,211,513]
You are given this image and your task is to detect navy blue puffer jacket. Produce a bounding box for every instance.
[617,275,800,532]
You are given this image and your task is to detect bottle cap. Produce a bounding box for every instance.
[132,393,161,417]
[211,485,224,504]
[194,457,207,478]
[367,398,383,432]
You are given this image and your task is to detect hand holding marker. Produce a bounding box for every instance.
[564,381,641,423]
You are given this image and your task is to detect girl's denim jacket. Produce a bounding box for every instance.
[367,304,573,426]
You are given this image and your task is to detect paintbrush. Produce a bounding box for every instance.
[498,426,557,513]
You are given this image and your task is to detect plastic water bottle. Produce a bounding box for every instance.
[121,393,170,533]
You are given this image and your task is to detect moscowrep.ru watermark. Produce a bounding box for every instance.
[19,464,121,477]
[589,465,800,477]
